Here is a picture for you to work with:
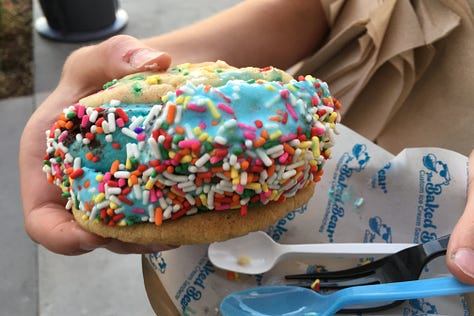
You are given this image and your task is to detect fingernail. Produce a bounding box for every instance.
[127,48,165,69]
[149,244,179,253]
[451,248,474,278]
[80,239,110,251]
[79,243,97,251]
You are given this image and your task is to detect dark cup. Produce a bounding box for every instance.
[35,0,128,42]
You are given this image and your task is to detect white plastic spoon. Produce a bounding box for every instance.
[208,231,416,275]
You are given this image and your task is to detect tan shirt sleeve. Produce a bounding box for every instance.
[292,0,474,156]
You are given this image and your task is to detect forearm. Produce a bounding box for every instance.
[142,0,328,68]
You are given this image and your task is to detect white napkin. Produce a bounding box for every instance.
[145,125,469,315]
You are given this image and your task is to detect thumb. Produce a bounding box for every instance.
[60,34,171,96]
[447,149,474,284]
[98,34,172,77]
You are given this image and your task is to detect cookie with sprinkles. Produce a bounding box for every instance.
[43,61,341,245]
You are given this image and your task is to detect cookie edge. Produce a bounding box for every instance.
[73,182,315,245]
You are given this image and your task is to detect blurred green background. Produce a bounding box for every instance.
[0,0,33,98]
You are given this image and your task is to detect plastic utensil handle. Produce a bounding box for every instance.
[278,242,416,258]
[340,276,474,309]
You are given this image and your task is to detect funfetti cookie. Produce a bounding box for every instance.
[43,61,341,245]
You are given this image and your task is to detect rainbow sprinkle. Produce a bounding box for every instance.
[43,65,341,227]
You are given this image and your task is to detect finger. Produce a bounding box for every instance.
[60,34,171,96]
[25,204,109,255]
[447,149,474,284]
[25,202,178,255]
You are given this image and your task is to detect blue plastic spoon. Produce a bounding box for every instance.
[220,276,474,316]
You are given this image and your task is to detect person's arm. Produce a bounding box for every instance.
[20,0,328,255]
[143,0,328,68]
[447,149,474,284]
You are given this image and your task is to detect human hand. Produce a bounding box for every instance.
[19,35,175,255]
[447,149,474,284]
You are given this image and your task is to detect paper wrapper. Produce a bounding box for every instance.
[289,0,474,156]
[143,125,471,315]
